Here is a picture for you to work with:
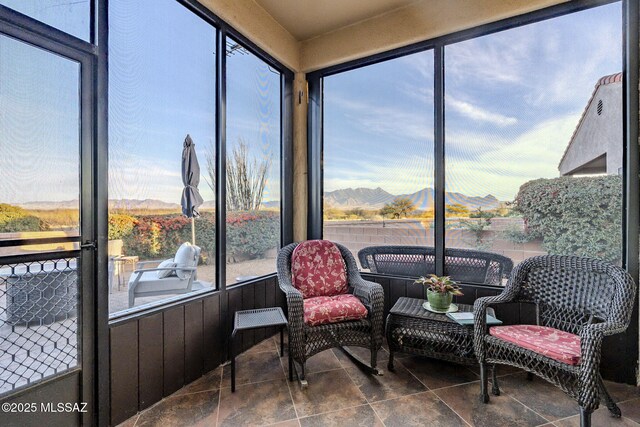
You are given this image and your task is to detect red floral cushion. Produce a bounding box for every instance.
[303,294,368,326]
[291,240,348,298]
[489,325,581,365]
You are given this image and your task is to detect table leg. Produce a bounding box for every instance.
[231,329,237,392]
[279,327,284,357]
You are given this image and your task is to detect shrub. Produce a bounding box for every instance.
[120,210,278,263]
[459,217,493,250]
[502,223,534,244]
[0,204,48,232]
[512,175,622,262]
[108,213,137,240]
[227,210,279,260]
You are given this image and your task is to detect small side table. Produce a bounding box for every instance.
[231,307,288,392]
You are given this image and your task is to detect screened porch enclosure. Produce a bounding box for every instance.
[0,0,638,426]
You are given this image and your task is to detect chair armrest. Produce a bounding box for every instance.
[350,276,384,313]
[473,293,515,361]
[135,260,164,267]
[576,322,624,396]
[132,266,196,274]
[278,280,305,359]
[350,276,384,348]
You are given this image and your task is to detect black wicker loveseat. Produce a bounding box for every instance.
[358,245,513,286]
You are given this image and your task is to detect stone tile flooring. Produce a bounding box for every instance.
[118,335,640,427]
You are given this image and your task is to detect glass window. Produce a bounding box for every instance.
[0,35,81,396]
[225,38,281,286]
[322,51,435,272]
[0,35,81,255]
[444,3,622,284]
[0,0,90,41]
[108,0,216,314]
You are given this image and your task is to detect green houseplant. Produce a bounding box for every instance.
[415,274,463,311]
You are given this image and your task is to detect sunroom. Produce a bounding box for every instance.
[0,0,639,426]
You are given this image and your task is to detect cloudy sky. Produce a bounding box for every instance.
[0,0,280,205]
[0,1,621,205]
[324,2,622,201]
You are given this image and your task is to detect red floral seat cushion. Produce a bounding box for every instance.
[303,294,368,326]
[489,325,581,366]
[291,240,348,298]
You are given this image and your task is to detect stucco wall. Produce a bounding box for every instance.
[198,0,300,70]
[299,0,569,72]
[559,82,623,176]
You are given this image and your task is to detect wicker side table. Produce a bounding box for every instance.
[386,297,499,394]
[231,307,288,392]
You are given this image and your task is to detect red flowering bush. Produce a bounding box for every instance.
[120,210,278,262]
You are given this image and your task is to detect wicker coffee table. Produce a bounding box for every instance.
[386,297,499,393]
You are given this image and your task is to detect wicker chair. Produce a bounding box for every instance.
[277,241,385,387]
[474,255,636,427]
[358,245,513,286]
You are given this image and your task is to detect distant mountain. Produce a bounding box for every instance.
[18,199,181,211]
[109,199,181,210]
[324,187,501,210]
[18,200,80,210]
[324,187,396,209]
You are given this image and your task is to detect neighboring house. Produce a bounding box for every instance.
[558,72,622,176]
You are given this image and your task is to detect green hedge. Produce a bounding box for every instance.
[0,204,48,233]
[512,175,622,262]
[116,210,279,262]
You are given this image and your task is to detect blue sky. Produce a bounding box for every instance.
[0,0,280,206]
[0,1,621,205]
[324,2,622,201]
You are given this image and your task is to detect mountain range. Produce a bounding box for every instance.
[17,199,278,210]
[324,187,501,210]
[15,187,499,211]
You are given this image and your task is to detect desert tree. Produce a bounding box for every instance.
[205,138,272,211]
[380,197,417,219]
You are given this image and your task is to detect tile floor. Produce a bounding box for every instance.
[118,334,640,427]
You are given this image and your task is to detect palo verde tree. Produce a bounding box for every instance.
[380,197,417,219]
[205,138,272,211]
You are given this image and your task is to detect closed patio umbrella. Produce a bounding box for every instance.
[181,134,204,244]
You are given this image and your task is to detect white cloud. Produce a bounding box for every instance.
[325,94,433,142]
[446,113,580,200]
[447,96,517,126]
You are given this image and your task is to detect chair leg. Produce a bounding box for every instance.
[299,362,308,389]
[387,350,395,372]
[598,376,621,418]
[371,347,378,371]
[491,364,500,396]
[580,407,592,427]
[479,363,490,403]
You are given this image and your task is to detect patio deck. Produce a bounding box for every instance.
[116,334,640,427]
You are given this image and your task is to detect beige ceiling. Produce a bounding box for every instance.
[254,0,418,41]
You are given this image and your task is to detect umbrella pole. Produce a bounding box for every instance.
[191,217,196,245]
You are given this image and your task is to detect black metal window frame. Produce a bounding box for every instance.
[0,2,101,424]
[103,0,295,320]
[308,0,638,287]
[0,0,294,422]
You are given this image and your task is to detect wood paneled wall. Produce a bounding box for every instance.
[109,277,284,426]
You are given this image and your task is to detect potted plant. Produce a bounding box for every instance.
[415,274,463,312]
